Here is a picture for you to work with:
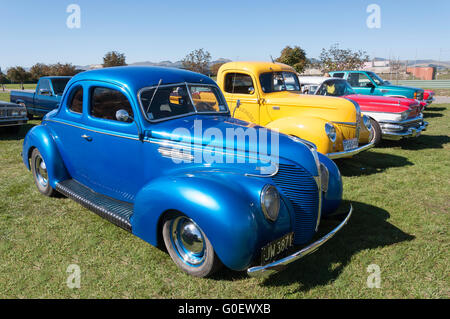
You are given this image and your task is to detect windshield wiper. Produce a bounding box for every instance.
[146,78,163,114]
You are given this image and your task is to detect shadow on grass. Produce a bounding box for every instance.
[0,123,36,141]
[211,201,414,284]
[257,200,414,292]
[378,134,450,151]
[334,152,413,177]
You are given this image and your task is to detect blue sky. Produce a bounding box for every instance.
[0,0,449,70]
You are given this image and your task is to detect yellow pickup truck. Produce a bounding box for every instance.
[217,62,374,159]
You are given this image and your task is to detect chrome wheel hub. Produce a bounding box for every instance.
[35,156,48,187]
[170,216,206,266]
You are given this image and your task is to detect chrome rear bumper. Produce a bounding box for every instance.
[247,204,352,278]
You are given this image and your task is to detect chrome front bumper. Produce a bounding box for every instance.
[326,140,375,159]
[0,117,28,127]
[247,204,352,278]
[381,120,428,140]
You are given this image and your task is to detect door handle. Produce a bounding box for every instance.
[81,134,92,142]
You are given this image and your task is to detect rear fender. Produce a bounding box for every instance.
[22,125,70,188]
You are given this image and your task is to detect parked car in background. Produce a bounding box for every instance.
[216,62,374,159]
[423,89,435,106]
[329,70,425,102]
[22,66,351,278]
[10,76,72,118]
[299,76,428,143]
[0,101,28,133]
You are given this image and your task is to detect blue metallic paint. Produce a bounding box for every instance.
[22,66,344,272]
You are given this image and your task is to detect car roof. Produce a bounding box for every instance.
[298,76,345,85]
[219,61,295,75]
[68,66,216,94]
[41,76,73,79]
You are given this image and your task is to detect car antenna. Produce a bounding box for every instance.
[147,78,163,114]
[270,55,275,63]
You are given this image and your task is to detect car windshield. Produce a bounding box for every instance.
[366,72,385,86]
[316,80,356,97]
[260,72,301,93]
[51,78,71,95]
[140,84,228,121]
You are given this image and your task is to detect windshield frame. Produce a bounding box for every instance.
[259,71,301,93]
[137,82,230,123]
[366,72,385,86]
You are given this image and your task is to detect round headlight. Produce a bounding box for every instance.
[260,185,280,222]
[325,123,336,143]
[363,115,372,131]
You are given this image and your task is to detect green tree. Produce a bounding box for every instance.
[7,66,30,90]
[103,51,127,67]
[276,45,308,73]
[30,63,51,81]
[49,63,78,76]
[182,48,211,75]
[0,68,8,91]
[319,43,369,73]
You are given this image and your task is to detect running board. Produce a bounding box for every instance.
[56,179,133,232]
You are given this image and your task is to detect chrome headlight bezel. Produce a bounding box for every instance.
[325,123,337,143]
[362,115,372,131]
[260,184,281,222]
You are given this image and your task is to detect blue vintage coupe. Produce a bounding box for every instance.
[22,66,351,277]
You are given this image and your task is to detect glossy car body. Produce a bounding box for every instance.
[300,77,428,140]
[329,70,425,101]
[11,76,71,117]
[217,62,374,159]
[0,101,28,131]
[22,66,351,277]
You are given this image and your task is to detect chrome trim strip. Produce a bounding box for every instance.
[331,121,357,126]
[378,114,424,125]
[326,140,375,159]
[247,204,352,278]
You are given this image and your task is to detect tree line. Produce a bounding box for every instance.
[1,45,369,90]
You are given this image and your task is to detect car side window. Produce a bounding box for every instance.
[67,86,83,114]
[224,73,255,94]
[333,73,345,78]
[348,73,372,88]
[90,87,133,122]
[38,79,51,95]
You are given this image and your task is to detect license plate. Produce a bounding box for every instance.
[343,138,358,151]
[261,232,294,265]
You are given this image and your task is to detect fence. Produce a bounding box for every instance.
[392,80,450,89]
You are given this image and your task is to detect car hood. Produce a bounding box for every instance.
[381,84,423,92]
[145,114,319,176]
[346,94,419,113]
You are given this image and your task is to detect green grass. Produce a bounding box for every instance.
[0,92,449,298]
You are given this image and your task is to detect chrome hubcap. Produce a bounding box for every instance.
[171,216,206,266]
[35,156,48,187]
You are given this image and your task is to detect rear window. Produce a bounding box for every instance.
[68,86,83,114]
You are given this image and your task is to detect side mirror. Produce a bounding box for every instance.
[116,109,132,122]
[248,87,255,94]
[366,82,375,88]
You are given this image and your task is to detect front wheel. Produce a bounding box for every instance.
[162,215,222,277]
[370,118,382,145]
[31,148,57,197]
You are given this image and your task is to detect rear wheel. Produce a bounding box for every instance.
[370,118,382,145]
[162,214,222,277]
[31,148,56,197]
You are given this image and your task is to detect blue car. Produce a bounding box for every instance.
[22,66,351,278]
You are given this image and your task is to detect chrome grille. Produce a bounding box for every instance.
[272,164,319,245]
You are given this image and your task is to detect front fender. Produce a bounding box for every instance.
[265,116,341,155]
[318,153,343,216]
[132,175,264,271]
[22,125,70,188]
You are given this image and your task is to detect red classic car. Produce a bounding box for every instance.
[423,89,435,106]
[299,76,428,144]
